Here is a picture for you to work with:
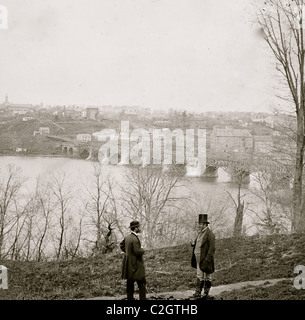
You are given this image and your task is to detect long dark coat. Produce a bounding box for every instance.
[120,233,146,281]
[191,227,216,274]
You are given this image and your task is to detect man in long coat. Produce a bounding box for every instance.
[191,214,215,298]
[120,220,146,300]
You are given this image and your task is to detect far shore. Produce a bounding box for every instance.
[0,152,97,162]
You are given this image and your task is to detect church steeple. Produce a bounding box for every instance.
[4,93,8,104]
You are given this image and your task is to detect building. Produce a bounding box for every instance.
[189,118,208,130]
[253,135,273,154]
[251,113,266,123]
[3,93,9,106]
[39,127,50,135]
[2,94,34,115]
[22,117,35,122]
[86,107,99,120]
[210,127,253,153]
[76,133,92,142]
[119,110,139,121]
[153,120,174,129]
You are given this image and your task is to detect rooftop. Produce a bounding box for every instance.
[213,128,252,137]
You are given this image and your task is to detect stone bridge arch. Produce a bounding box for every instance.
[79,147,91,159]
[62,142,78,157]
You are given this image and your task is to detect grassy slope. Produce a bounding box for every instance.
[0,233,305,300]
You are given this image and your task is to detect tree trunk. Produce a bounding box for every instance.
[233,182,244,237]
[0,228,4,259]
[57,204,65,260]
[292,118,305,233]
[233,202,244,237]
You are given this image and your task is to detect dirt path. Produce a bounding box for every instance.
[88,277,290,300]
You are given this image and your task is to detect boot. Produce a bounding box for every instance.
[138,281,147,300]
[127,280,135,300]
[203,280,212,298]
[192,279,204,298]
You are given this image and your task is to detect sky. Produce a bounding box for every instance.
[0,0,277,113]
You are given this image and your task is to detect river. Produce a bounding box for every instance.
[0,155,253,200]
[0,155,261,234]
[0,155,254,187]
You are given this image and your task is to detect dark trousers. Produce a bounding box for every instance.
[127,279,147,300]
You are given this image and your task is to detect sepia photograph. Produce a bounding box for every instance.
[0,0,304,312]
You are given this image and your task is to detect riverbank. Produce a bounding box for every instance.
[0,151,98,162]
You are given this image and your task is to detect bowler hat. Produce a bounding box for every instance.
[198,214,210,224]
[129,220,140,229]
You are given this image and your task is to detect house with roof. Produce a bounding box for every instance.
[210,127,253,153]
[253,135,273,154]
[76,133,92,143]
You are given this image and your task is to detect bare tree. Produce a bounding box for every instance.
[248,168,292,234]
[8,199,31,260]
[29,178,56,261]
[120,165,185,248]
[71,215,85,259]
[101,221,116,253]
[83,164,117,254]
[24,208,34,261]
[60,213,84,260]
[234,185,245,237]
[0,165,26,258]
[2,177,53,261]
[48,171,72,260]
[256,0,305,232]
[222,163,250,237]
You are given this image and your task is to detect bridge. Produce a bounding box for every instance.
[50,136,292,185]
[45,135,98,159]
[200,153,292,184]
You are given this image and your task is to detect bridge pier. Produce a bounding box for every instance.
[203,166,218,178]
[87,147,93,160]
[230,170,250,184]
[185,163,207,177]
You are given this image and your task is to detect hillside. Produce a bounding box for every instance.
[0,233,304,300]
[0,118,104,155]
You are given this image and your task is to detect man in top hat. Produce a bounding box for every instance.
[120,220,147,300]
[190,214,215,299]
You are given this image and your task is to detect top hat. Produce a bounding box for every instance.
[198,214,210,224]
[129,220,140,229]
